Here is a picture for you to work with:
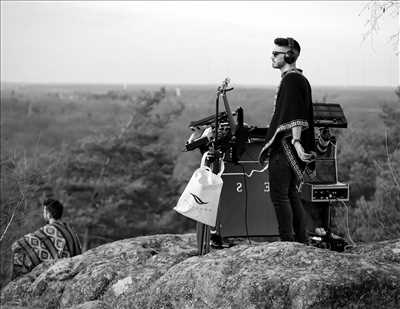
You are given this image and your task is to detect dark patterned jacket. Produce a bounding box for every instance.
[11,220,81,279]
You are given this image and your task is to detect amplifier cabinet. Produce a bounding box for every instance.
[217,142,279,238]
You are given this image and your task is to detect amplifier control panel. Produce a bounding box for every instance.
[300,182,349,202]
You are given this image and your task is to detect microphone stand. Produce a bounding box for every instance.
[197,83,228,255]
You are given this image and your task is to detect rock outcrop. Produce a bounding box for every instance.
[1,234,400,309]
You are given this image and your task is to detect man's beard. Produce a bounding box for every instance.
[272,61,283,69]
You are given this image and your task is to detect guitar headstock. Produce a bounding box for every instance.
[217,77,231,93]
[222,77,230,90]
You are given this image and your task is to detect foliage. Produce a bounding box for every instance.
[52,88,194,249]
[335,86,400,242]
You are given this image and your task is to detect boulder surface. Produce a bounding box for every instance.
[1,234,400,309]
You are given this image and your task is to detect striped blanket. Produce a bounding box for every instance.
[11,221,81,279]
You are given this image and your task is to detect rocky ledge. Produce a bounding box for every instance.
[1,234,400,309]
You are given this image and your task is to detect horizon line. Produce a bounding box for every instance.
[0,81,400,88]
[1,80,398,89]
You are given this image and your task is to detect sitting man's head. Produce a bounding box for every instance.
[43,199,63,223]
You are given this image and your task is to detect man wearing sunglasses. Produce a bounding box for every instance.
[259,37,315,244]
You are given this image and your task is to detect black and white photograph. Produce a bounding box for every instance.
[1,1,399,308]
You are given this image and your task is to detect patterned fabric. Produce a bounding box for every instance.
[12,221,81,279]
[282,137,304,183]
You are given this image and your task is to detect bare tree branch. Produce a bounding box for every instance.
[360,1,400,53]
[0,196,24,243]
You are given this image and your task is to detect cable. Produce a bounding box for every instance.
[339,200,357,247]
[238,163,252,245]
[237,144,269,178]
[244,163,269,178]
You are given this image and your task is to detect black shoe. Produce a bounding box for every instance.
[210,233,224,249]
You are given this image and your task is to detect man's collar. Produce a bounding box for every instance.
[49,218,61,224]
[281,68,303,78]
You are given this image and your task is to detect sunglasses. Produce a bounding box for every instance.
[272,51,286,57]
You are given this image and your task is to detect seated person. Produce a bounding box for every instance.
[11,199,82,279]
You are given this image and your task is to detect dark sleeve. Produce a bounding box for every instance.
[279,73,310,129]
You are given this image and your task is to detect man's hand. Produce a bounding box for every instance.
[201,127,214,140]
[294,142,315,163]
[205,149,216,164]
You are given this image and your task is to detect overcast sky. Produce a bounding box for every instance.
[1,1,399,86]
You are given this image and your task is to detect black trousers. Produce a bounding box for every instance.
[269,147,308,243]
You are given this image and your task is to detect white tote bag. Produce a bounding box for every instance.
[174,152,224,227]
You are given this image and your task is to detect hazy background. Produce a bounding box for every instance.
[1,1,398,86]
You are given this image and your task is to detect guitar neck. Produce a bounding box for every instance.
[221,93,237,134]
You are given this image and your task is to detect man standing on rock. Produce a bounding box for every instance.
[11,198,82,279]
[259,37,315,243]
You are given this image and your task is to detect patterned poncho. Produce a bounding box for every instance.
[11,220,81,278]
[259,68,315,185]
